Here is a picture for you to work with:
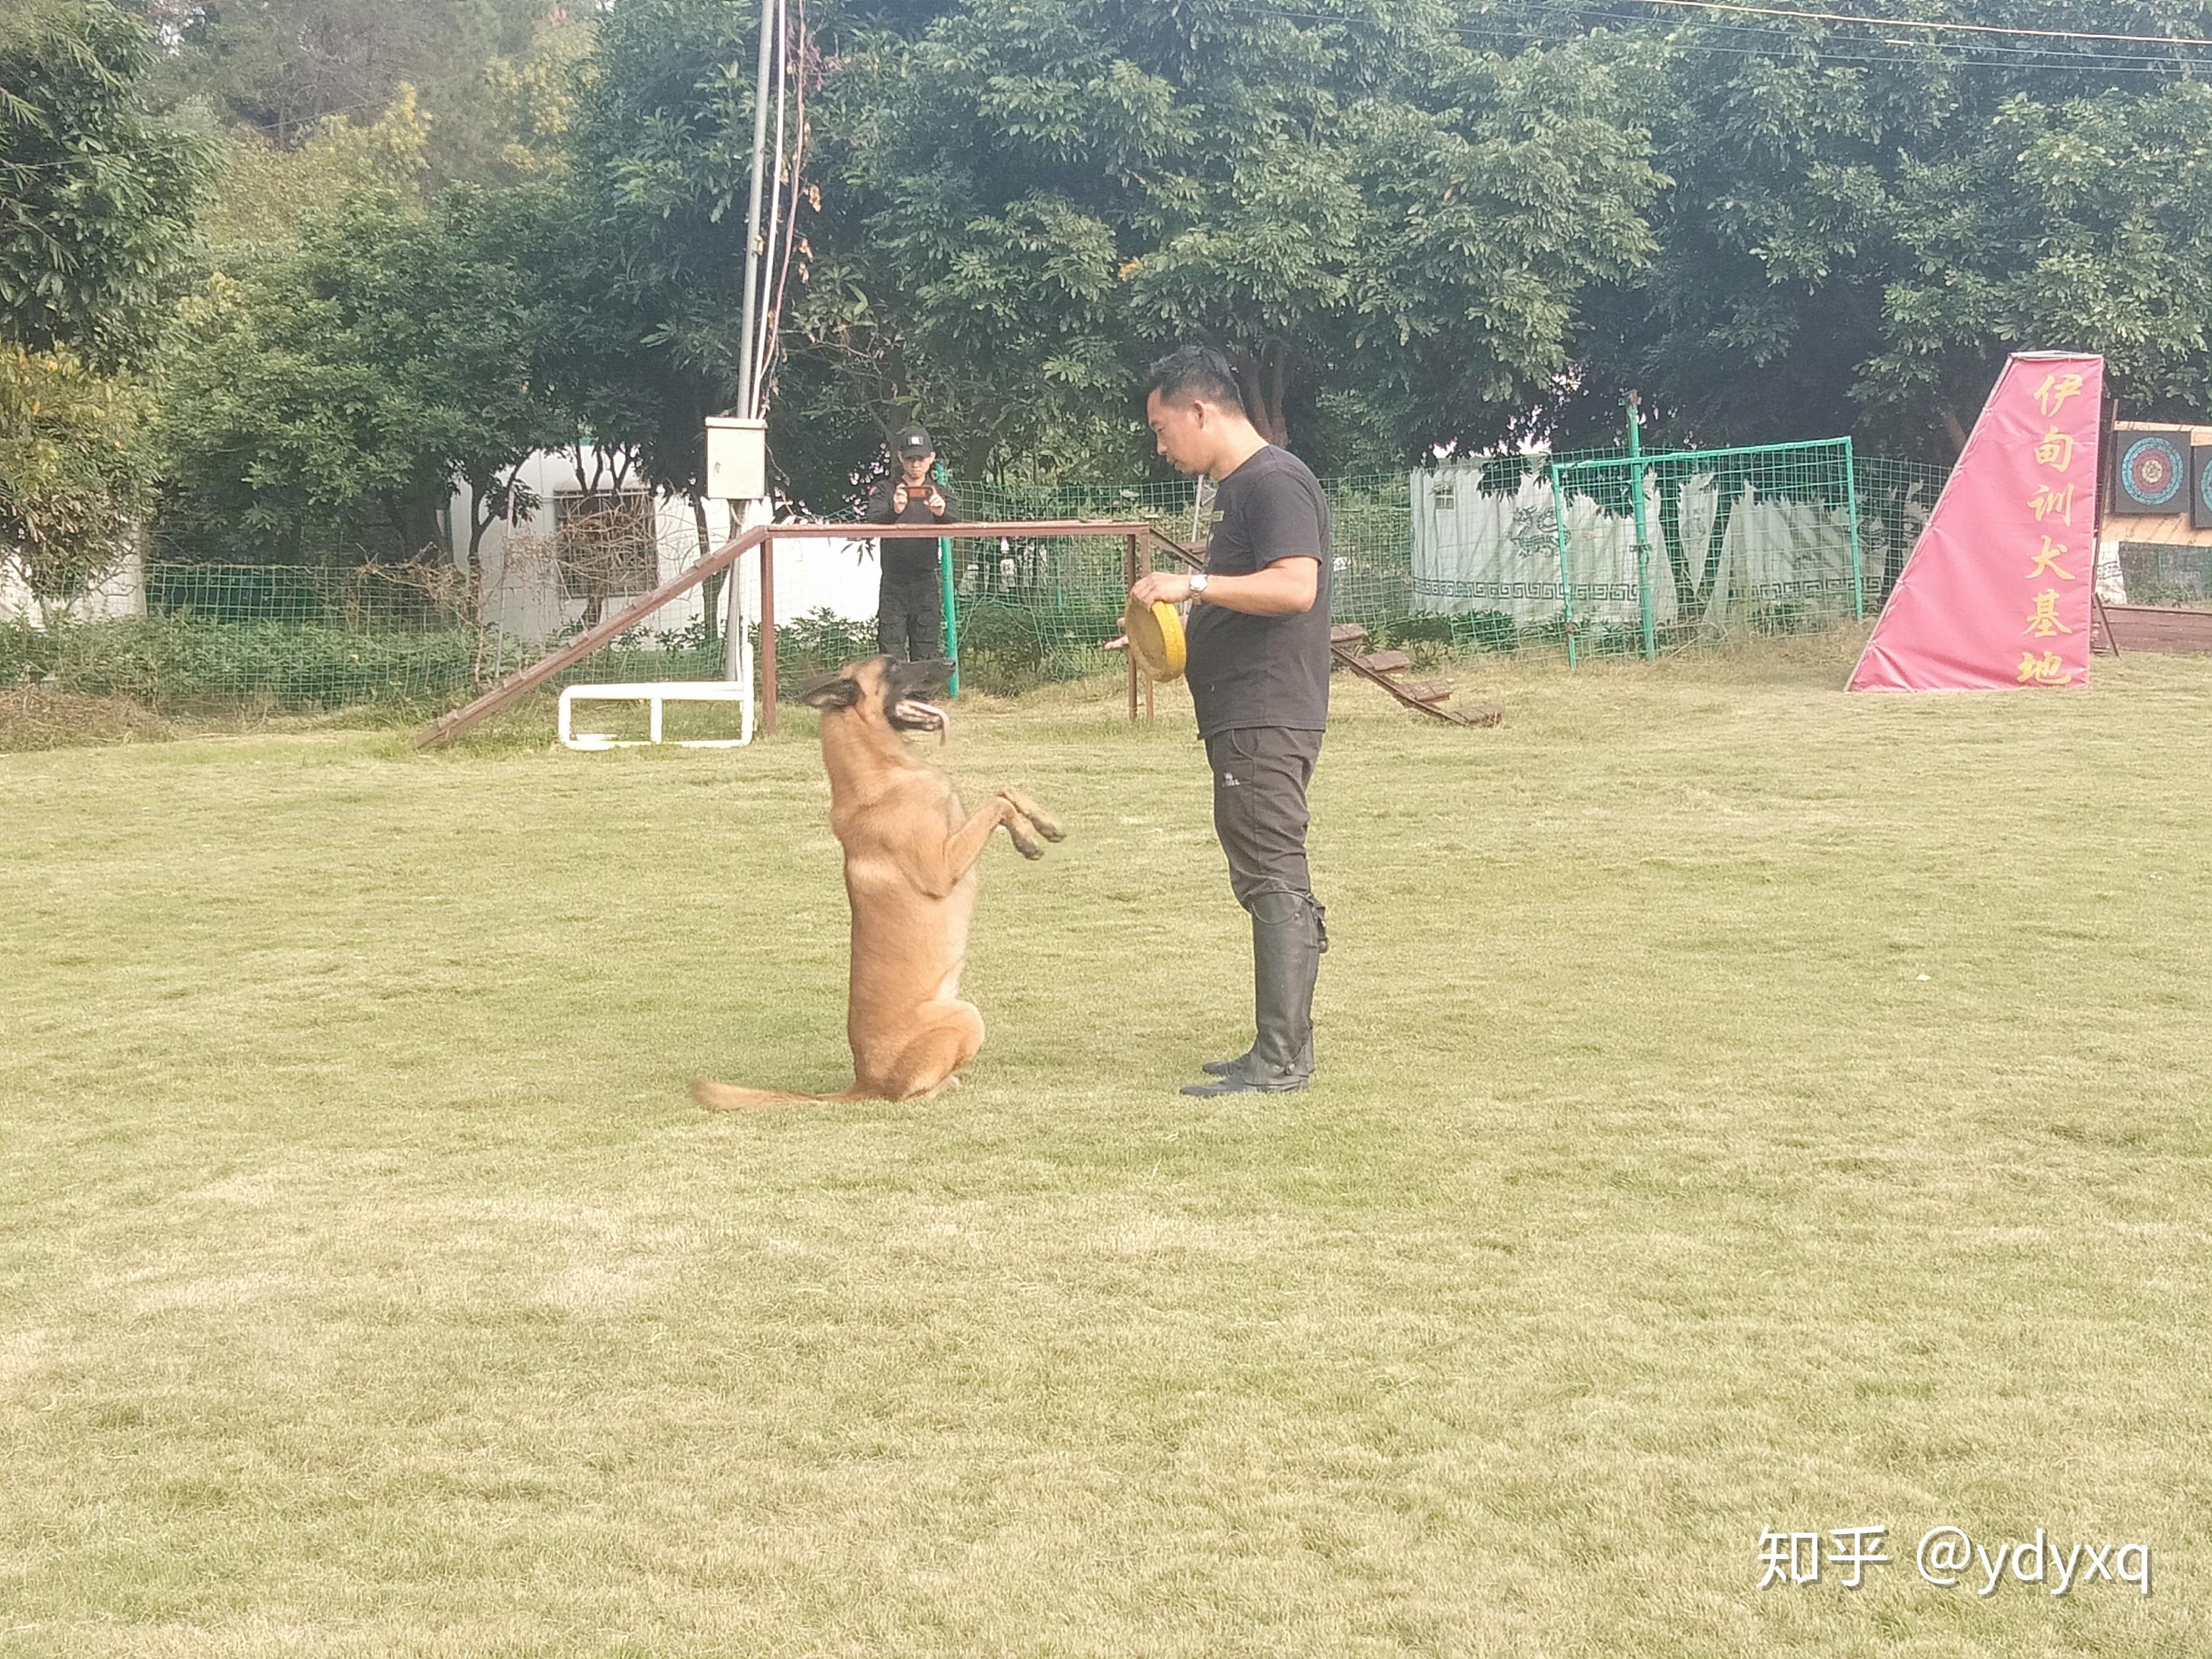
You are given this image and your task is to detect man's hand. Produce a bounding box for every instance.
[924,487,946,516]
[1129,571,1192,607]
[892,483,910,513]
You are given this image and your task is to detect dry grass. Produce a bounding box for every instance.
[3,642,2209,1656]
[0,683,180,752]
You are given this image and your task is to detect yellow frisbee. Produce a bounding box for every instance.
[1123,596,1186,681]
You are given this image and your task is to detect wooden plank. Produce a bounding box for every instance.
[2098,604,2212,655]
[759,537,777,736]
[1349,650,1412,674]
[1329,639,1481,726]
[1328,623,1370,648]
[1396,681,1453,704]
[414,524,768,748]
[415,518,1164,748]
[1125,533,1140,723]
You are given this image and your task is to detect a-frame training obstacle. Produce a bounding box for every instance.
[413,519,1497,747]
[1850,352,2105,693]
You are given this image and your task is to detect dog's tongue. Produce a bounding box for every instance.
[899,699,951,744]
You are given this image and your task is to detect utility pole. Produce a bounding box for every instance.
[734,0,777,425]
[712,0,782,700]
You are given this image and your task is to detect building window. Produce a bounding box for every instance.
[552,492,658,602]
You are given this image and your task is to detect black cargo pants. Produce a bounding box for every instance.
[1204,725,1323,910]
[877,565,943,661]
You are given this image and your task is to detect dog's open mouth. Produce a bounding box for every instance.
[892,698,950,743]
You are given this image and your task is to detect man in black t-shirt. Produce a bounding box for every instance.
[864,425,959,660]
[1125,345,1331,1096]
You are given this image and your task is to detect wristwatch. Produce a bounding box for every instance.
[1187,573,1210,602]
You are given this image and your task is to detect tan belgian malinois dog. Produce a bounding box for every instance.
[690,656,1063,1110]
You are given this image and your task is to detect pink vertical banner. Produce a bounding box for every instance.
[1851,353,2104,692]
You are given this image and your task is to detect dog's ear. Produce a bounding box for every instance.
[800,672,861,710]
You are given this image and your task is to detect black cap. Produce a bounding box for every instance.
[895,425,934,460]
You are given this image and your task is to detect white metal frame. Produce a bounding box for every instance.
[558,681,755,750]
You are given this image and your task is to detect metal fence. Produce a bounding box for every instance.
[6,448,1950,714]
[954,447,1947,672]
[942,473,1417,688]
[2112,542,2212,607]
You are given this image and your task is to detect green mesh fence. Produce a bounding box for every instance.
[1554,439,1865,661]
[2110,541,2212,607]
[6,449,1951,715]
[1406,443,1950,661]
[1853,454,1952,604]
[3,565,499,713]
[0,564,873,717]
[945,473,1416,689]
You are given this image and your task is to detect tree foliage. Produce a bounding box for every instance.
[144,0,584,187]
[2,2,195,606]
[1580,1,2212,456]
[806,0,1660,474]
[160,187,567,565]
[1870,80,2212,440]
[90,0,2212,582]
[0,342,156,601]
[1,0,200,366]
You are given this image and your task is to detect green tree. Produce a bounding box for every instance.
[145,0,583,187]
[2,1,198,606]
[2,0,202,366]
[577,0,1657,489]
[819,0,1659,473]
[1868,80,2212,440]
[160,186,566,573]
[196,81,434,260]
[572,0,899,521]
[505,176,735,632]
[0,344,156,605]
[1577,2,2212,459]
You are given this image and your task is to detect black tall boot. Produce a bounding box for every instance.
[1184,893,1322,1096]
[1200,901,1324,1077]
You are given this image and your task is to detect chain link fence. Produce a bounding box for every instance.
[6,449,1950,715]
[2110,542,2212,606]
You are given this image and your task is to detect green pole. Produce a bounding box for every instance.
[1842,435,1865,622]
[934,459,960,696]
[1628,391,1655,661]
[1552,458,1578,668]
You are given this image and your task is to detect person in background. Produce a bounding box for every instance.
[865,425,959,660]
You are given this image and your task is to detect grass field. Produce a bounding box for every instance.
[5,640,2209,1657]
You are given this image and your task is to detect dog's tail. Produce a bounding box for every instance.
[689,1079,864,1112]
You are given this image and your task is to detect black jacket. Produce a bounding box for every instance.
[864,477,960,577]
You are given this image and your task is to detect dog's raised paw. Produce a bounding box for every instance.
[1000,791,1065,843]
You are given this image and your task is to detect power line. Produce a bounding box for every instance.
[1567,1,2212,69]
[1617,0,2212,50]
[1220,3,2212,76]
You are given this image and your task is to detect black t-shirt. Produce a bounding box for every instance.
[865,477,960,578]
[1184,446,1331,736]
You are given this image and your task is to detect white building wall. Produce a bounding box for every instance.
[1,546,145,626]
[449,450,878,644]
